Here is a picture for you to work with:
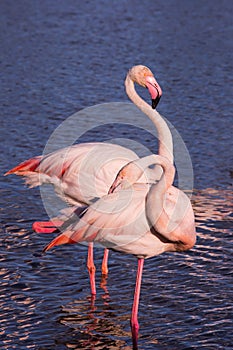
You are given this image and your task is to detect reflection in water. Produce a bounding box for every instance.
[58,274,135,349]
[194,188,232,232]
[192,188,232,265]
[59,295,130,349]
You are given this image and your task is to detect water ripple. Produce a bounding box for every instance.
[0,189,232,349]
[1,0,233,348]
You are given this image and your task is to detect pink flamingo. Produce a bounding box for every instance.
[41,154,196,349]
[5,65,165,295]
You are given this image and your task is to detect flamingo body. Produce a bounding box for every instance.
[44,182,196,257]
[43,154,196,257]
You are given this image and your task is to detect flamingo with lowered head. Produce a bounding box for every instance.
[5,65,168,295]
[42,154,196,349]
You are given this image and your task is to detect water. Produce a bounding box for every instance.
[0,1,232,349]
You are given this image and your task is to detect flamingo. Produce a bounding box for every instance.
[5,65,165,295]
[41,154,196,349]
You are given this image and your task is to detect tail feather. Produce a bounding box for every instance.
[5,156,42,176]
[43,226,87,252]
[43,231,76,252]
[32,220,63,233]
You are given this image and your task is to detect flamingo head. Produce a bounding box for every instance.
[128,65,162,109]
[108,161,143,194]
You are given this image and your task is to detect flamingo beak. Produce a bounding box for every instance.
[152,96,161,109]
[146,76,162,109]
[108,179,120,194]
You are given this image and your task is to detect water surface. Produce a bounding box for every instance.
[1,1,232,349]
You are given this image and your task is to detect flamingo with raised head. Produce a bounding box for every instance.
[5,65,167,295]
[41,154,196,349]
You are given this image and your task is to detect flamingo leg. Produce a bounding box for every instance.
[101,248,109,276]
[131,258,144,350]
[87,242,96,295]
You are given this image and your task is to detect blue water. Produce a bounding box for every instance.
[0,1,232,349]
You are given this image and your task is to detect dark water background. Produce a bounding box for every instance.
[0,1,232,349]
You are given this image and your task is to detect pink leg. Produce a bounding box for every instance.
[101,248,109,276]
[32,220,63,233]
[87,242,96,295]
[100,249,109,294]
[131,258,144,350]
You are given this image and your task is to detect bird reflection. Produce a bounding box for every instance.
[58,283,130,349]
[100,274,109,298]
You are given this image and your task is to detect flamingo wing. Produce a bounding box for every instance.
[5,142,138,206]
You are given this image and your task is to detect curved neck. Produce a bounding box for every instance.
[145,156,174,231]
[133,155,175,187]
[108,154,175,193]
[125,76,173,163]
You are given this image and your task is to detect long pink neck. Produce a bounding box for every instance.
[125,76,173,163]
[145,155,174,233]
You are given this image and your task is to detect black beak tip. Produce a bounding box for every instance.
[152,96,161,109]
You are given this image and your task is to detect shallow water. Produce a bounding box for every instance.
[1,1,232,349]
